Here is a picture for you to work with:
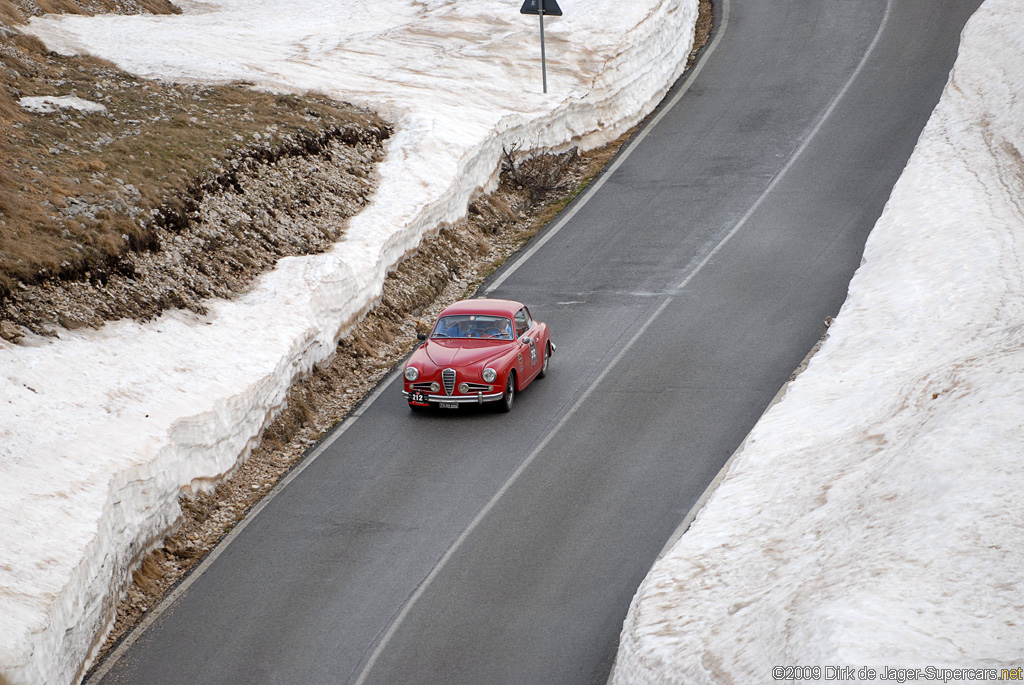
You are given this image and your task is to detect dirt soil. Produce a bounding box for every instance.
[0,0,713,677]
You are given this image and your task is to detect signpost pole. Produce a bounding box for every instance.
[520,0,560,94]
[539,7,547,93]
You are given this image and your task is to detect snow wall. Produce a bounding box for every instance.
[0,1,698,683]
[612,0,1024,681]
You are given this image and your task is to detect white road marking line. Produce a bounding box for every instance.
[676,0,893,290]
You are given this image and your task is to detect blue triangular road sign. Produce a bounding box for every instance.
[520,0,562,16]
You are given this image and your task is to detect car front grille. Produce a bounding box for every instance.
[412,379,492,395]
[442,368,456,396]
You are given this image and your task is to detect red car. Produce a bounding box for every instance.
[403,298,554,412]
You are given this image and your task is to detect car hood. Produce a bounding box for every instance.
[421,340,510,369]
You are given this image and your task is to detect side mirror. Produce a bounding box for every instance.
[521,336,531,345]
[417,333,427,341]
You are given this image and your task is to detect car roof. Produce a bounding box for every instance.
[437,298,522,318]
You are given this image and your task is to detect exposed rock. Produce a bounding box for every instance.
[0,318,23,342]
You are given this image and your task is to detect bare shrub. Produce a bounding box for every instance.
[500,142,579,208]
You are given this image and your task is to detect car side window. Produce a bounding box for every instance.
[514,308,530,337]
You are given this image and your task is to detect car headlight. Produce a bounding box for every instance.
[459,383,470,394]
[430,382,440,392]
[482,368,497,383]
[404,366,419,381]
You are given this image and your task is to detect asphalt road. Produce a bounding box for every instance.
[92,0,983,682]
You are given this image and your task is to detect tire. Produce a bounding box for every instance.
[537,342,551,378]
[498,372,515,413]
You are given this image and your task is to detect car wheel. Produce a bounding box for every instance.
[537,342,550,378]
[498,372,515,413]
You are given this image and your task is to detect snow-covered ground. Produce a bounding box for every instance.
[612,0,1024,681]
[0,1,699,683]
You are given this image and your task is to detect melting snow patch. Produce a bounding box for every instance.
[18,95,107,114]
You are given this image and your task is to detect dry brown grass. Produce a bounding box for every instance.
[130,553,165,593]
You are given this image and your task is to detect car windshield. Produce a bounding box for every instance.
[431,314,514,340]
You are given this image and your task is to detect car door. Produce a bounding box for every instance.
[515,306,540,383]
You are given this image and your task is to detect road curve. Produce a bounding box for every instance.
[91,0,982,682]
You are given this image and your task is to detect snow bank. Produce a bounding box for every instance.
[0,1,699,683]
[612,1,1024,681]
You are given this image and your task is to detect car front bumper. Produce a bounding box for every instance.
[403,390,504,405]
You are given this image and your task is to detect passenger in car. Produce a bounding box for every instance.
[441,319,467,337]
